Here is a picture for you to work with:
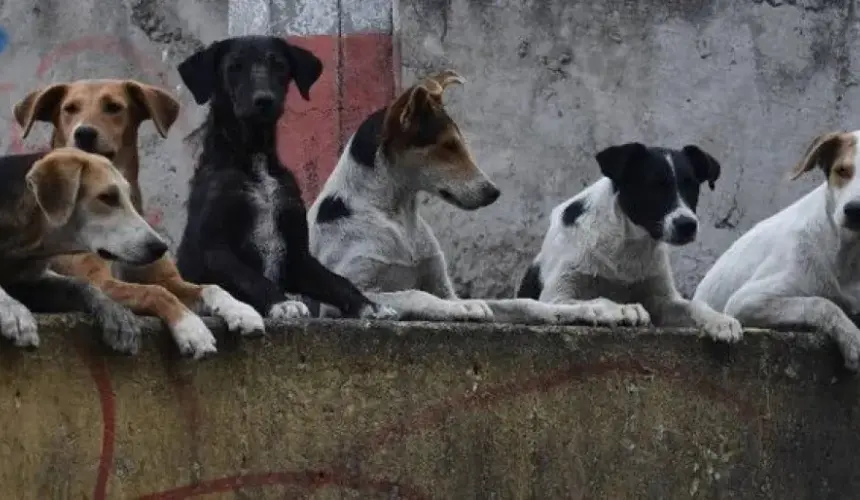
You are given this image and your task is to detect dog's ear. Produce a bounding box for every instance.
[595,142,649,182]
[125,81,181,138]
[13,84,69,138]
[682,145,721,190]
[422,69,466,101]
[177,41,225,105]
[26,151,84,227]
[281,41,323,101]
[789,132,844,180]
[382,84,439,141]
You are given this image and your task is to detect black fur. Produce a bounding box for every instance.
[595,142,721,241]
[516,264,543,300]
[175,35,379,318]
[315,194,352,224]
[349,108,387,168]
[561,199,585,226]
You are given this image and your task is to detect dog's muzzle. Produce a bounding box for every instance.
[665,215,698,245]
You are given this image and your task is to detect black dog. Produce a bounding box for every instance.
[175,35,398,321]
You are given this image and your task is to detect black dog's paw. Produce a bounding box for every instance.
[94,301,142,355]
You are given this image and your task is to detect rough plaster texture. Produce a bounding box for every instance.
[0,315,858,499]
[0,0,226,246]
[398,0,860,299]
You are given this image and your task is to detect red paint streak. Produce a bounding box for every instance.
[75,346,116,500]
[340,33,396,147]
[135,469,428,500]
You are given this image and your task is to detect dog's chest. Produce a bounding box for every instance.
[248,154,286,282]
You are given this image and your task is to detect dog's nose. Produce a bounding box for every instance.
[146,240,169,261]
[73,126,99,152]
[252,93,276,112]
[674,216,698,240]
[481,184,501,205]
[844,202,860,227]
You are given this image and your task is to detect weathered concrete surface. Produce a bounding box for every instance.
[1,314,859,499]
[398,0,860,298]
[0,0,226,247]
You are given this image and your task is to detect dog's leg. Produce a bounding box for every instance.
[0,284,39,347]
[366,290,493,322]
[414,253,493,321]
[51,254,216,359]
[7,271,141,354]
[483,298,651,326]
[724,278,860,370]
[291,255,399,320]
[124,255,266,334]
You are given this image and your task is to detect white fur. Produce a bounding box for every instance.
[199,284,266,335]
[269,297,311,319]
[249,153,286,283]
[307,136,643,325]
[694,131,860,369]
[171,312,218,359]
[0,286,39,347]
[533,177,740,340]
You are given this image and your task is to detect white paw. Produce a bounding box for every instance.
[558,298,650,327]
[0,296,39,347]
[452,299,494,322]
[618,303,651,326]
[269,300,311,320]
[201,285,265,336]
[701,313,743,343]
[172,313,217,360]
[837,328,860,371]
[358,302,400,320]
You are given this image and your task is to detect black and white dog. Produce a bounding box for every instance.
[517,141,743,341]
[175,35,397,321]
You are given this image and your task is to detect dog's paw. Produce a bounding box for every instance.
[555,298,641,326]
[618,303,651,326]
[701,313,743,343]
[269,300,311,320]
[836,328,860,371]
[171,313,217,360]
[358,302,400,320]
[201,285,265,336]
[0,296,39,348]
[451,299,494,322]
[94,301,141,354]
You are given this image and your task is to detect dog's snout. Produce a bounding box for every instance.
[674,216,698,240]
[143,239,169,263]
[481,184,501,205]
[252,93,276,112]
[844,202,860,229]
[73,126,99,152]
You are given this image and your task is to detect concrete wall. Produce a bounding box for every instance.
[0,0,856,298]
[1,315,859,499]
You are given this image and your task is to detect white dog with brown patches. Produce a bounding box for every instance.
[308,70,649,326]
[694,130,860,370]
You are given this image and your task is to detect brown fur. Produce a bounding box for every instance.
[790,132,858,187]
[14,79,202,327]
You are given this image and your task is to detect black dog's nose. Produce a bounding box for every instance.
[252,93,276,112]
[674,216,698,240]
[844,202,860,227]
[73,126,99,152]
[146,240,169,260]
[482,185,501,205]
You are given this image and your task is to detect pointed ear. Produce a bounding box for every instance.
[125,81,180,138]
[178,41,225,105]
[789,132,845,180]
[282,41,323,101]
[422,69,466,99]
[595,142,648,182]
[26,150,85,227]
[382,85,436,138]
[13,84,69,138]
[682,145,722,190]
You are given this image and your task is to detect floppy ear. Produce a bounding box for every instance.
[382,85,437,138]
[177,41,224,105]
[595,142,648,182]
[423,69,466,100]
[282,41,323,101]
[125,81,180,138]
[26,152,84,227]
[13,84,69,138]
[789,132,844,180]
[682,145,721,190]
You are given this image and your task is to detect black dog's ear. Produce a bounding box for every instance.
[177,41,225,105]
[281,41,323,101]
[595,142,648,182]
[682,145,721,190]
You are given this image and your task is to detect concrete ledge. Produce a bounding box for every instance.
[1,315,858,499]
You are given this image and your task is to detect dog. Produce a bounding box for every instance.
[173,35,398,321]
[0,147,167,352]
[694,131,860,370]
[307,69,649,326]
[516,141,743,339]
[14,79,265,359]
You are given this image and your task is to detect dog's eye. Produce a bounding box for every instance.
[835,166,852,179]
[97,192,121,207]
[63,103,79,114]
[267,54,284,70]
[227,61,242,73]
[103,101,123,114]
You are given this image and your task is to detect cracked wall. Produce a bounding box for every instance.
[400,0,860,298]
